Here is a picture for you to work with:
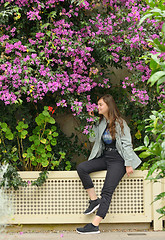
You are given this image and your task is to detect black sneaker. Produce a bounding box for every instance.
[83,198,100,215]
[76,223,100,234]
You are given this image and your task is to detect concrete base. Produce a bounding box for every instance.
[6,223,151,233]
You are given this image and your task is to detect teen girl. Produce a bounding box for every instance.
[76,94,141,234]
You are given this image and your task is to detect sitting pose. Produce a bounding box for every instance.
[76,94,141,234]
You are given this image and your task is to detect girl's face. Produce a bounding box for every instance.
[98,98,109,117]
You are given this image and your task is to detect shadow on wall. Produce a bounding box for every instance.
[55,113,92,165]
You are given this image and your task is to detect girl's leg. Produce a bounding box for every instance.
[86,188,98,201]
[77,156,107,198]
[76,152,125,234]
[92,215,102,226]
[96,151,126,219]
[77,157,107,215]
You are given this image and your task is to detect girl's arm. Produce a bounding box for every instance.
[119,120,135,167]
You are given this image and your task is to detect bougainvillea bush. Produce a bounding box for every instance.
[0,0,163,103]
[0,0,164,166]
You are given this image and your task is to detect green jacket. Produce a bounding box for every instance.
[88,117,141,169]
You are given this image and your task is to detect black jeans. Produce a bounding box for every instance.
[77,150,126,219]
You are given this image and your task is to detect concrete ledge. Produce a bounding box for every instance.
[6,223,152,233]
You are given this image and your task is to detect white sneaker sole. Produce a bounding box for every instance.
[83,204,100,215]
[76,230,100,234]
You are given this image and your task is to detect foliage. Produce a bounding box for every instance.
[135,0,165,219]
[0,164,27,190]
[31,170,49,187]
[134,106,165,170]
[134,105,165,218]
[0,103,89,188]
[0,106,72,189]
[0,106,66,171]
[0,164,49,190]
[139,0,165,96]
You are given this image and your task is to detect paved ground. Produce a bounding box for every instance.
[1,231,165,240]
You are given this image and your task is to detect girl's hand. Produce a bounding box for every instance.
[126,166,134,177]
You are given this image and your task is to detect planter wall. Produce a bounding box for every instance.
[5,170,164,230]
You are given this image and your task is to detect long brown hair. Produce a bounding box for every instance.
[98,94,124,139]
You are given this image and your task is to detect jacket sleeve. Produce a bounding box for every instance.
[89,124,99,142]
[119,120,135,167]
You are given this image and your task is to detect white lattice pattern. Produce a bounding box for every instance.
[6,177,144,216]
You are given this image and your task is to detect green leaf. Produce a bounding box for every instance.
[46,31,51,37]
[12,156,19,162]
[157,76,165,86]
[21,130,28,136]
[162,22,165,33]
[147,71,165,86]
[4,1,10,7]
[51,139,57,146]
[153,117,159,128]
[16,121,26,131]
[47,135,52,140]
[29,136,34,141]
[153,192,165,202]
[147,160,165,178]
[44,106,48,111]
[46,145,52,151]
[36,145,45,153]
[141,162,150,170]
[51,126,57,131]
[150,59,158,70]
[1,122,8,131]
[40,139,47,144]
[32,161,37,166]
[41,160,49,167]
[47,152,52,158]
[156,208,165,219]
[139,151,152,158]
[150,7,162,14]
[51,160,59,167]
[138,13,153,25]
[52,132,58,137]
[134,146,148,151]
[59,152,66,159]
[22,153,27,158]
[40,51,45,57]
[41,153,47,159]
[135,130,141,139]
[31,144,36,151]
[41,23,50,29]
[6,132,14,140]
[49,11,57,18]
[23,124,28,129]
[34,139,40,145]
[42,110,50,117]
[49,118,55,124]
[35,114,45,125]
[144,136,149,147]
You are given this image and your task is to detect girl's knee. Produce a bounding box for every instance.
[76,162,84,173]
[76,161,88,174]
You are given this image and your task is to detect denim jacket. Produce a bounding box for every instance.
[88,117,141,169]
